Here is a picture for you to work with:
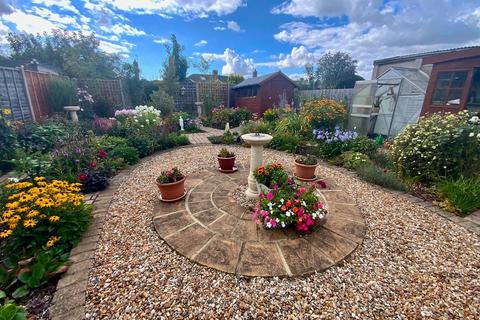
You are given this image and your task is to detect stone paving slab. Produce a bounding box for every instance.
[153,168,366,277]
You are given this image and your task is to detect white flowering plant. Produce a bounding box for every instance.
[391,111,480,181]
[134,105,161,128]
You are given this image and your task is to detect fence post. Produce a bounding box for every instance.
[20,66,36,122]
[118,80,126,107]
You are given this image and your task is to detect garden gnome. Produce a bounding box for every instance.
[179,116,184,131]
[225,122,230,133]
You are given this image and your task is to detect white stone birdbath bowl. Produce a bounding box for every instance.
[241,133,273,199]
[64,105,81,122]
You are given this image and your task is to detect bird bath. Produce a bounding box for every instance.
[241,133,273,199]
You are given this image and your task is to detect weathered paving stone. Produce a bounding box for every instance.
[230,219,257,242]
[323,214,365,244]
[166,223,214,258]
[153,210,195,237]
[195,237,242,273]
[188,200,215,214]
[153,200,186,217]
[321,190,355,204]
[327,203,364,223]
[194,208,224,225]
[236,242,288,277]
[192,182,217,193]
[188,192,212,203]
[305,227,358,263]
[257,226,288,242]
[220,203,247,219]
[208,214,238,235]
[278,238,333,275]
[213,196,236,208]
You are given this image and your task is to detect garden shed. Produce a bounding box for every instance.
[232,70,297,114]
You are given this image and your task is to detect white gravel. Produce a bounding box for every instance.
[85,145,480,319]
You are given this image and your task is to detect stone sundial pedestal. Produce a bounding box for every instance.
[241,133,273,199]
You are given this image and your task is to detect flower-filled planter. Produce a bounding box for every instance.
[156,167,186,202]
[217,148,236,172]
[294,155,318,181]
[252,181,327,233]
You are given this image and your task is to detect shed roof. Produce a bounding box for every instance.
[373,46,480,65]
[232,71,297,89]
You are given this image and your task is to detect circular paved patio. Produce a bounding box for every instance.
[153,167,366,277]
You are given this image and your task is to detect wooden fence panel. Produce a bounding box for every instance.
[24,70,64,119]
[0,67,32,121]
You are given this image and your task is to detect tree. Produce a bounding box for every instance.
[305,63,317,89]
[193,56,211,75]
[160,57,179,97]
[227,74,244,85]
[164,34,188,82]
[4,30,120,79]
[315,52,360,89]
[149,89,175,116]
[120,59,144,105]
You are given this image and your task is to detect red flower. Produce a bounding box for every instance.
[383,168,389,173]
[98,149,107,158]
[88,161,97,168]
[316,180,327,189]
[292,207,298,214]
[78,173,88,182]
[286,200,292,208]
[281,205,287,211]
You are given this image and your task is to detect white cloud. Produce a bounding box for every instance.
[100,23,145,36]
[214,26,226,31]
[194,39,207,47]
[29,7,79,28]
[257,46,317,68]
[3,10,58,34]
[154,37,169,44]
[32,0,79,14]
[98,39,132,58]
[94,0,244,18]
[227,20,243,32]
[0,0,13,16]
[272,0,480,78]
[197,48,255,75]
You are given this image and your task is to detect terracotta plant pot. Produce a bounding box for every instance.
[217,156,236,171]
[156,176,186,201]
[294,160,318,180]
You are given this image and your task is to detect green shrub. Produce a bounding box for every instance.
[94,136,128,153]
[127,135,154,157]
[16,121,67,153]
[318,141,344,159]
[275,112,310,137]
[344,136,378,157]
[149,89,175,116]
[301,98,347,130]
[231,107,251,126]
[110,146,139,165]
[262,108,280,123]
[208,132,236,144]
[391,111,480,181]
[47,78,76,113]
[356,163,408,191]
[340,151,371,169]
[268,134,300,153]
[0,114,16,173]
[240,120,272,135]
[168,133,189,146]
[370,150,394,169]
[435,177,480,214]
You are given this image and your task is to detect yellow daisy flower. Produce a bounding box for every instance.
[49,215,60,222]
[0,230,12,238]
[23,219,37,228]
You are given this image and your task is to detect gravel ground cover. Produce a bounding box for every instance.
[85,145,480,319]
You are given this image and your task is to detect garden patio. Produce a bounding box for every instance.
[1,98,479,319]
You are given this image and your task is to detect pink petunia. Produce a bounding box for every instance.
[266,192,274,200]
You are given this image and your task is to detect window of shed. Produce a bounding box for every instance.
[432,71,467,106]
[467,68,480,110]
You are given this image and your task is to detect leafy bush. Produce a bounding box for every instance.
[91,97,115,118]
[262,108,280,123]
[301,98,347,130]
[370,150,394,169]
[92,117,115,135]
[110,146,139,165]
[0,112,16,173]
[208,132,236,145]
[340,151,371,169]
[275,112,310,137]
[127,135,154,157]
[314,127,358,159]
[391,111,480,181]
[155,133,190,150]
[435,177,480,214]
[240,120,272,135]
[230,107,250,126]
[204,105,250,129]
[149,89,175,116]
[344,136,378,157]
[268,135,300,153]
[356,164,408,191]
[46,78,76,112]
[94,135,128,153]
[80,171,110,193]
[16,121,67,154]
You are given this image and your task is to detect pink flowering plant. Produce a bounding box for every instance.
[252,178,328,232]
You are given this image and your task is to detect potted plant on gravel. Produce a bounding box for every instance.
[254,162,289,194]
[217,148,237,172]
[156,167,186,202]
[294,155,319,181]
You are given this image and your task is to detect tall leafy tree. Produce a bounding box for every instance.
[227,74,244,85]
[164,34,188,82]
[315,52,361,89]
[3,30,120,79]
[305,63,317,89]
[120,59,144,105]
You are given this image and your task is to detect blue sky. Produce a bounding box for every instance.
[0,0,479,80]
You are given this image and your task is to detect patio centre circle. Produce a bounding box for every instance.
[153,167,366,277]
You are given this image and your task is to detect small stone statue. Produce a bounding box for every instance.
[225,122,230,133]
[179,116,184,131]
